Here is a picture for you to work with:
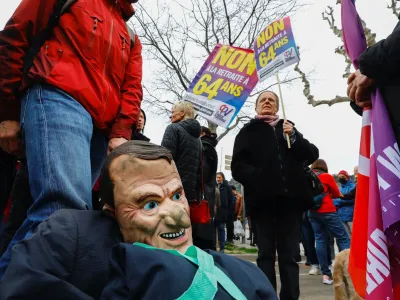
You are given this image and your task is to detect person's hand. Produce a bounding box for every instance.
[108,137,128,155]
[347,72,357,85]
[283,121,294,136]
[348,79,372,108]
[347,70,375,103]
[0,121,23,155]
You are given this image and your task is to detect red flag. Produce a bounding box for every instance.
[348,109,370,298]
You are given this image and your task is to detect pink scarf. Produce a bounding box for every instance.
[255,114,280,127]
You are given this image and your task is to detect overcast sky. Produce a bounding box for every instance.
[1,0,397,179]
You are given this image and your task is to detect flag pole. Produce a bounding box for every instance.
[276,72,291,148]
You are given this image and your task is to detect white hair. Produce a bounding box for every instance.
[172,101,195,120]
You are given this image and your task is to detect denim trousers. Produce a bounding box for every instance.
[214,221,226,250]
[308,211,350,277]
[0,84,108,278]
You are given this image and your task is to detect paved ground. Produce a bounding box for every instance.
[231,254,334,300]
[228,226,335,299]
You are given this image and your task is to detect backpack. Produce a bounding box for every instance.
[311,170,326,210]
[22,0,136,75]
[303,166,325,210]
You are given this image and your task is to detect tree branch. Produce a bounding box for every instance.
[388,0,400,18]
[249,76,301,97]
[217,116,250,141]
[232,0,260,45]
[209,0,220,46]
[322,6,342,39]
[294,63,351,107]
[222,0,232,45]
[335,46,352,78]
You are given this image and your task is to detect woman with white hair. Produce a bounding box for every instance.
[161,101,202,203]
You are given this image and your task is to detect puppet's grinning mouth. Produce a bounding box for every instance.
[160,229,185,240]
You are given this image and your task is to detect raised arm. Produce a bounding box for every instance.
[359,25,400,83]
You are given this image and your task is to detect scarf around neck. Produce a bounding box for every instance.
[255,114,280,127]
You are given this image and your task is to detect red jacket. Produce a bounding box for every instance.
[0,0,143,140]
[313,172,341,213]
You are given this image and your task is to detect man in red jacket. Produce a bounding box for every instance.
[0,0,143,277]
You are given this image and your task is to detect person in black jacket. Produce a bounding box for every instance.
[131,109,150,142]
[215,172,233,253]
[231,91,319,300]
[347,19,400,144]
[161,101,202,202]
[191,127,219,250]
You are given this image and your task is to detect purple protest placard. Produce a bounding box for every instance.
[253,16,299,82]
[184,44,259,128]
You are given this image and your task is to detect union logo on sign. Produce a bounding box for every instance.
[219,105,234,117]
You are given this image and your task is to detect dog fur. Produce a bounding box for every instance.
[333,249,364,300]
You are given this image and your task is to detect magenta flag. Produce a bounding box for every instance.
[342,0,400,298]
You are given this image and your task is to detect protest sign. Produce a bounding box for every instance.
[254,16,299,82]
[184,44,258,128]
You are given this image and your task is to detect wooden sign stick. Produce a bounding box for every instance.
[276,72,291,149]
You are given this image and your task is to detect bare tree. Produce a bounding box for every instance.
[133,0,303,140]
[294,0,400,107]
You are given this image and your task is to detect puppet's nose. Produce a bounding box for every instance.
[162,205,191,229]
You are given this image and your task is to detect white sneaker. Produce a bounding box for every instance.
[323,276,333,285]
[309,265,321,275]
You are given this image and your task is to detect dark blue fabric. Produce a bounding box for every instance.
[216,180,233,223]
[333,180,356,222]
[0,209,121,300]
[214,221,226,251]
[301,213,318,265]
[101,243,278,300]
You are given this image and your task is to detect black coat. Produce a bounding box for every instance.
[201,136,218,217]
[231,119,319,216]
[191,136,219,245]
[0,210,121,300]
[161,119,202,201]
[215,180,233,223]
[131,130,150,142]
[101,243,278,300]
[357,20,400,144]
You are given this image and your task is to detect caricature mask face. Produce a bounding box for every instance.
[109,155,193,253]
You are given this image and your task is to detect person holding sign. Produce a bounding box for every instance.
[231,91,319,300]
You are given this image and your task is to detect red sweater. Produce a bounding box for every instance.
[313,172,341,213]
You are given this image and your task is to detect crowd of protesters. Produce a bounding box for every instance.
[0,0,395,298]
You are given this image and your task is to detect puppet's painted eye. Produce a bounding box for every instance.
[172,193,181,201]
[144,201,158,211]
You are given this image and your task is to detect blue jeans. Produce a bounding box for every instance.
[308,211,350,276]
[0,84,108,278]
[214,221,226,251]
